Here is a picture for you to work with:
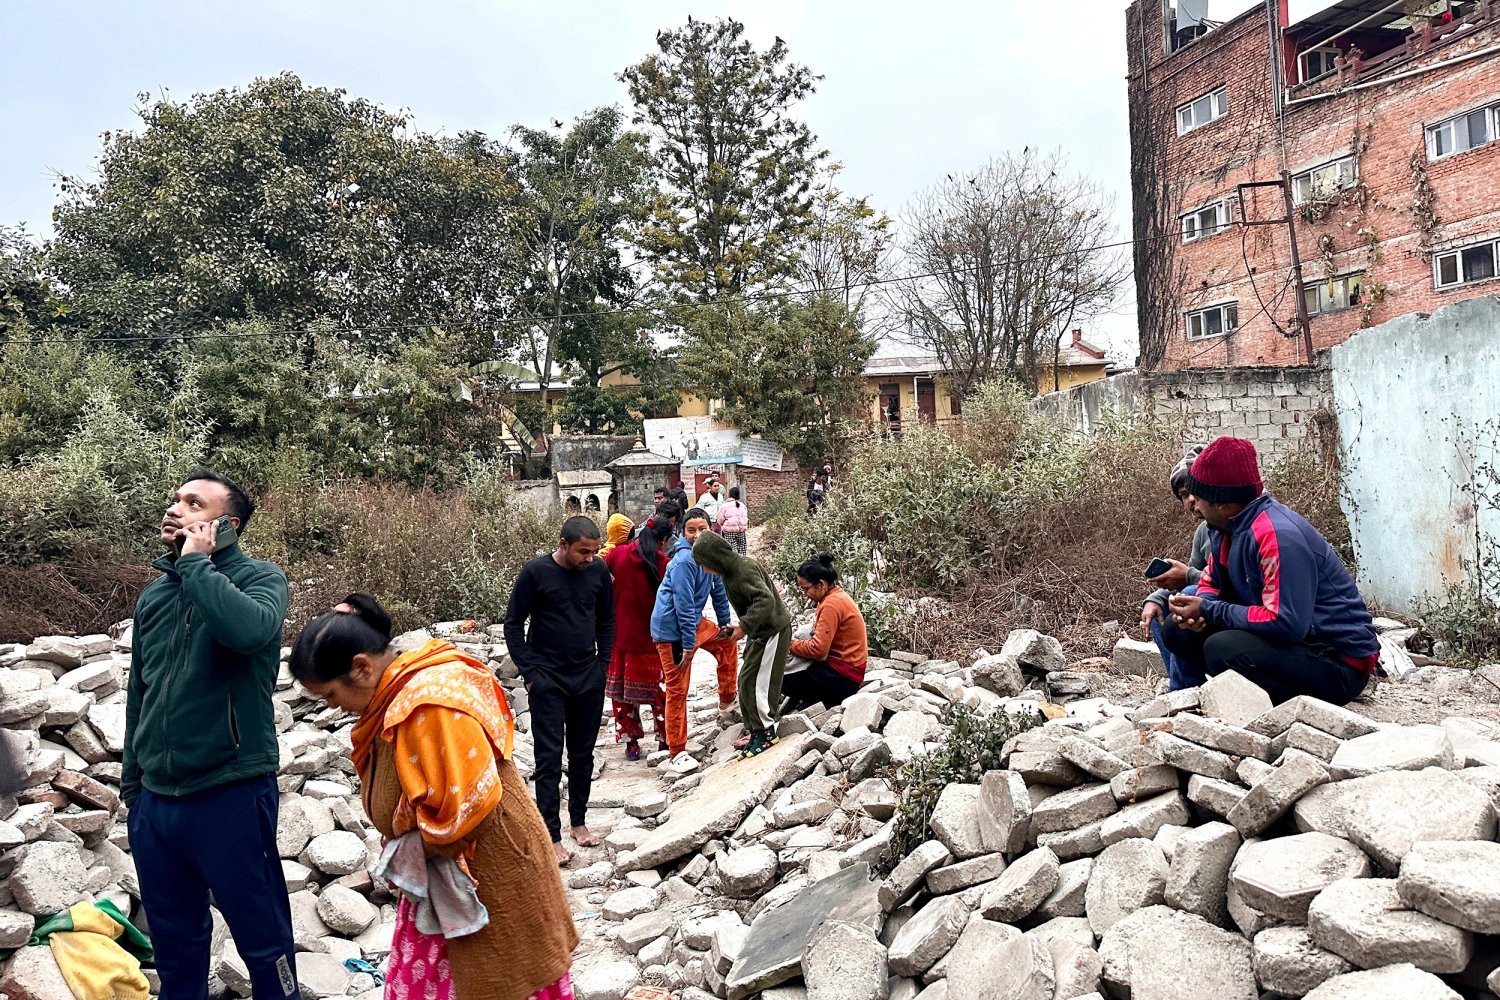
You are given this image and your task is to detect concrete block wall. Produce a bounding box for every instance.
[1033,365,1333,463]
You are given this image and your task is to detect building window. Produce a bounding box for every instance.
[1300,47,1340,83]
[1302,274,1364,316]
[1176,87,1228,135]
[1291,156,1357,206]
[1185,302,1238,341]
[1181,200,1232,243]
[1435,238,1500,289]
[1427,103,1498,160]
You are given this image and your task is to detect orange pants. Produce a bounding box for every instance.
[655,618,739,754]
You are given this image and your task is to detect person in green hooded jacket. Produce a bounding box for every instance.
[692,531,792,758]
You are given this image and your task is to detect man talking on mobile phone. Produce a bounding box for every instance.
[122,468,299,1000]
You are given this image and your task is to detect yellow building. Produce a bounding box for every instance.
[511,366,709,437]
[863,332,1111,430]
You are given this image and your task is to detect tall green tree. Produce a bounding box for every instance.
[679,295,874,466]
[555,309,682,434]
[506,106,653,407]
[620,18,825,300]
[48,73,520,362]
[793,163,894,312]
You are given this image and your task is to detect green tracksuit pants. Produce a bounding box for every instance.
[739,624,792,734]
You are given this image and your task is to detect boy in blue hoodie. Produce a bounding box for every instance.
[651,507,739,759]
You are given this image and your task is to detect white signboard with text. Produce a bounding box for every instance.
[644,416,744,467]
[739,438,786,472]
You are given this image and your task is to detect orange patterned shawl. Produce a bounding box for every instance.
[352,639,516,845]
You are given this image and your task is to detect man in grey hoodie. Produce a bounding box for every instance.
[1141,448,1209,690]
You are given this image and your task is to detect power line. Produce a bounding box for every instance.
[0,231,1177,347]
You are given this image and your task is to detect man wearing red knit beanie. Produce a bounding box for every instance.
[1159,436,1379,705]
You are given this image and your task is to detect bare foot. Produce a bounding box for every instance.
[552,840,573,866]
[571,824,603,848]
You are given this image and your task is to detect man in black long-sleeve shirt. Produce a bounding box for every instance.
[504,515,615,865]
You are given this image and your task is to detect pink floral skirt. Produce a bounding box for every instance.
[386,895,574,1000]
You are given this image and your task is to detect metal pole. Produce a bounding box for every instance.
[1279,170,1316,363]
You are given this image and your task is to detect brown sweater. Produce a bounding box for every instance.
[362,742,578,999]
[790,586,869,682]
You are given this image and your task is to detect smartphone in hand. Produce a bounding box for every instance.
[211,515,239,553]
[1144,557,1173,580]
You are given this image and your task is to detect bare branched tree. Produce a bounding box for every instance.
[888,150,1128,397]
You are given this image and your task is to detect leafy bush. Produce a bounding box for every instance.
[878,703,1037,875]
[1414,581,1500,667]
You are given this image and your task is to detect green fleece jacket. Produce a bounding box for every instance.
[121,543,288,804]
[692,532,790,639]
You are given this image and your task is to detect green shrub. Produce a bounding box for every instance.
[878,703,1037,875]
[1415,581,1500,667]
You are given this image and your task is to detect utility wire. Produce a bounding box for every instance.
[0,231,1177,347]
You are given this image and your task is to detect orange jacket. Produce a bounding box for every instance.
[790,586,868,681]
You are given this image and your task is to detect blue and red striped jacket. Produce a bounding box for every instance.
[1198,494,1380,671]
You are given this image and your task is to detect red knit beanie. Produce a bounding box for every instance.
[1186,436,1263,505]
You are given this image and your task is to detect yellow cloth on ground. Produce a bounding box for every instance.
[47,902,150,1000]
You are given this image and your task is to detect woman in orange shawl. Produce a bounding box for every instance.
[291,594,577,1000]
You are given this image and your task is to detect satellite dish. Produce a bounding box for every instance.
[1178,0,1211,28]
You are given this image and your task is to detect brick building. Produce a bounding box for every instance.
[1126,0,1500,371]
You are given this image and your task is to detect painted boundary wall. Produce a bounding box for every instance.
[1332,295,1500,612]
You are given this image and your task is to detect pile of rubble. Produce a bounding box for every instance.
[5,619,1500,1000]
[566,629,1500,1000]
[0,623,537,1000]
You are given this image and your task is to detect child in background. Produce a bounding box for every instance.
[691,531,792,759]
[714,486,750,555]
[649,508,739,765]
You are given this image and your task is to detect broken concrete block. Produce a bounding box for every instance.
[1110,636,1163,678]
[1097,905,1256,1000]
[1034,857,1093,921]
[1144,732,1240,781]
[1100,790,1190,847]
[1166,821,1241,925]
[1198,671,1273,728]
[1226,747,1330,838]
[887,897,968,978]
[945,923,1053,1000]
[1396,840,1500,933]
[1170,713,1273,761]
[928,784,986,860]
[1109,764,1179,804]
[803,921,889,1000]
[1307,878,1472,976]
[1302,963,1461,999]
[1283,722,1343,762]
[879,842,952,913]
[925,853,1006,896]
[1252,926,1355,998]
[977,770,1030,854]
[1230,832,1372,923]
[1327,724,1456,780]
[1335,767,1495,871]
[979,846,1060,923]
[11,840,88,915]
[1030,783,1117,835]
[1247,697,1378,740]
[1086,838,1168,936]
[1185,774,1247,818]
[1058,737,1129,780]
[720,845,779,899]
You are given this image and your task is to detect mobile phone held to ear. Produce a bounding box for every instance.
[1144,557,1173,580]
[211,515,239,553]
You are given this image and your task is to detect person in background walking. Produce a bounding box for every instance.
[503,515,615,865]
[1141,448,1209,690]
[806,471,829,516]
[714,486,750,555]
[291,595,577,1000]
[650,508,739,765]
[696,478,723,524]
[603,516,674,761]
[1159,436,1379,705]
[123,468,298,1000]
[692,532,792,759]
[601,512,633,555]
[669,481,691,521]
[783,554,869,711]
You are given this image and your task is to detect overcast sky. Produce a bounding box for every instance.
[0,0,1335,359]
